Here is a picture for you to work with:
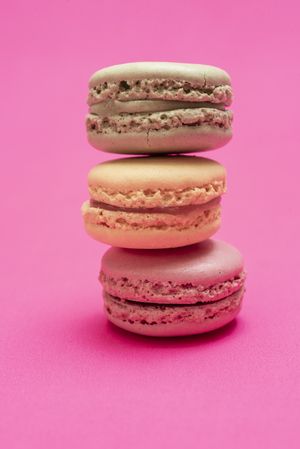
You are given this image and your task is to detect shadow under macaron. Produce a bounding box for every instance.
[74,311,244,353]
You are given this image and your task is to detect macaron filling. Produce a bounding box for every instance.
[100,270,246,304]
[103,288,243,327]
[89,100,226,115]
[82,197,221,231]
[89,197,220,214]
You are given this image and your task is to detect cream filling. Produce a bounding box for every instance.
[82,198,221,231]
[100,271,246,304]
[104,288,243,325]
[89,197,220,214]
[90,100,226,115]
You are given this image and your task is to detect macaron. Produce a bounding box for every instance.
[100,240,246,337]
[87,62,233,154]
[81,155,226,249]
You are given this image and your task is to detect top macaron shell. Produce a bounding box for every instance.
[87,62,233,154]
[89,62,231,91]
[100,240,245,304]
[101,240,243,287]
[87,155,226,208]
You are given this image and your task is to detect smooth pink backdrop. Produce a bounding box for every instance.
[1,1,300,448]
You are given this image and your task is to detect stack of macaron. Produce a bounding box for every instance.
[82,62,246,337]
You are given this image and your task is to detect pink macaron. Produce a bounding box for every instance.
[100,240,246,337]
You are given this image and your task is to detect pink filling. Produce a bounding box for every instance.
[100,271,246,305]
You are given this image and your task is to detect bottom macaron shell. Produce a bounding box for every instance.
[88,125,232,154]
[82,199,221,249]
[103,288,244,337]
[84,217,220,249]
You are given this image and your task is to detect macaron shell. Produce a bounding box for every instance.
[100,268,245,305]
[83,205,221,249]
[88,156,226,196]
[101,240,244,287]
[88,80,232,108]
[89,62,231,88]
[103,288,243,337]
[87,123,232,154]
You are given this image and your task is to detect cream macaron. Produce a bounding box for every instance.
[87,62,233,154]
[81,156,226,249]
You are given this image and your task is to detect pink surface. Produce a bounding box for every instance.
[1,1,299,448]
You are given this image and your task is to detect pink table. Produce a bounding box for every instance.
[1,1,299,448]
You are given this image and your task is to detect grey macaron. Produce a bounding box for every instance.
[86,62,233,154]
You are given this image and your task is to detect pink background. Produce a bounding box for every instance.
[1,1,299,448]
